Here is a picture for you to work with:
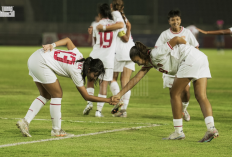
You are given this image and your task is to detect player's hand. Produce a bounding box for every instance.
[109,96,120,105]
[197,28,207,34]
[96,24,103,31]
[126,21,131,30]
[88,26,93,35]
[42,44,53,53]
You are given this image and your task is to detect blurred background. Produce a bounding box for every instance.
[0,0,231,48]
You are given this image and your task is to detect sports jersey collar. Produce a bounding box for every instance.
[169,26,183,34]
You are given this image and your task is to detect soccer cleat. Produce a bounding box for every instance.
[113,109,127,117]
[163,131,185,140]
[83,102,93,115]
[51,129,74,137]
[111,101,124,114]
[182,110,190,122]
[16,118,32,137]
[198,128,219,142]
[95,110,104,117]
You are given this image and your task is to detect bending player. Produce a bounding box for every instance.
[112,37,219,142]
[155,9,199,122]
[16,37,119,137]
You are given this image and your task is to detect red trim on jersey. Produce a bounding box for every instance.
[36,98,45,105]
[167,42,173,50]
[169,26,183,34]
[50,103,61,105]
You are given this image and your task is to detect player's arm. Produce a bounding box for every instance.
[169,36,187,48]
[42,37,75,52]
[197,28,231,35]
[87,26,93,44]
[119,21,131,43]
[96,22,124,32]
[113,67,151,99]
[77,86,119,105]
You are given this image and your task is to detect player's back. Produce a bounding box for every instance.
[40,48,83,78]
[90,18,119,69]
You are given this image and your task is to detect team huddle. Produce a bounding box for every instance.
[16,0,232,142]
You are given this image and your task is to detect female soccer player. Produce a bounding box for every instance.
[83,3,124,117]
[155,9,199,122]
[108,0,135,117]
[113,37,219,142]
[197,27,232,35]
[16,37,119,137]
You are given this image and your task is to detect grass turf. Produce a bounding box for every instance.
[0,46,231,156]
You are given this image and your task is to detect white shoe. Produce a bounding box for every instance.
[95,110,104,117]
[16,118,32,137]
[163,131,185,140]
[182,110,190,122]
[113,109,127,117]
[83,102,93,115]
[51,129,74,137]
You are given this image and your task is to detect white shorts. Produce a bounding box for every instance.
[114,58,135,72]
[98,68,113,81]
[28,50,57,84]
[163,74,191,88]
[177,56,211,81]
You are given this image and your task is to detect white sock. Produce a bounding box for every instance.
[50,98,62,130]
[205,116,215,130]
[87,88,94,105]
[121,90,131,110]
[173,119,183,133]
[24,96,49,124]
[182,102,189,111]
[110,81,120,96]
[97,94,106,112]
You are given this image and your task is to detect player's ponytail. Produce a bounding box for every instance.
[130,41,151,61]
[98,3,113,21]
[112,0,126,24]
[76,57,105,85]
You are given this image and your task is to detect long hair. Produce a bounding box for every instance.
[76,57,105,85]
[112,0,126,24]
[98,3,113,20]
[130,42,151,61]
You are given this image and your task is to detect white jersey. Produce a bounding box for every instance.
[186,25,199,37]
[40,48,84,87]
[90,18,120,68]
[143,42,206,75]
[155,26,199,48]
[112,11,135,61]
[90,21,99,46]
[229,27,232,32]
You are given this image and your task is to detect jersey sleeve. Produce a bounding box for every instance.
[155,32,165,47]
[92,27,97,38]
[70,72,84,87]
[112,11,124,23]
[187,30,199,47]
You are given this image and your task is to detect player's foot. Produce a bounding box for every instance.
[83,102,93,115]
[113,109,127,117]
[111,101,124,114]
[51,129,74,137]
[163,131,185,140]
[16,118,32,137]
[95,110,104,117]
[182,109,190,121]
[198,128,219,142]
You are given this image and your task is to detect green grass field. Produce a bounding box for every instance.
[0,46,232,157]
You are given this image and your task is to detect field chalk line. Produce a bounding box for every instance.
[0,117,154,125]
[0,124,160,148]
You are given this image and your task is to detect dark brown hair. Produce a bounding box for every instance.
[112,0,126,24]
[130,42,151,61]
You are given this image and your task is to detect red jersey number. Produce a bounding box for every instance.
[99,32,113,48]
[54,50,76,65]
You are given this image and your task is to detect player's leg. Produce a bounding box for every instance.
[164,78,191,140]
[193,78,218,142]
[110,72,120,96]
[17,82,51,137]
[83,80,95,115]
[95,80,108,117]
[181,84,191,121]
[42,79,73,137]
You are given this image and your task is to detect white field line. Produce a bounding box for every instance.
[0,124,160,148]
[0,117,154,125]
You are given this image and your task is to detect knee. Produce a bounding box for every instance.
[40,92,51,100]
[51,91,63,98]
[170,90,180,100]
[195,93,207,102]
